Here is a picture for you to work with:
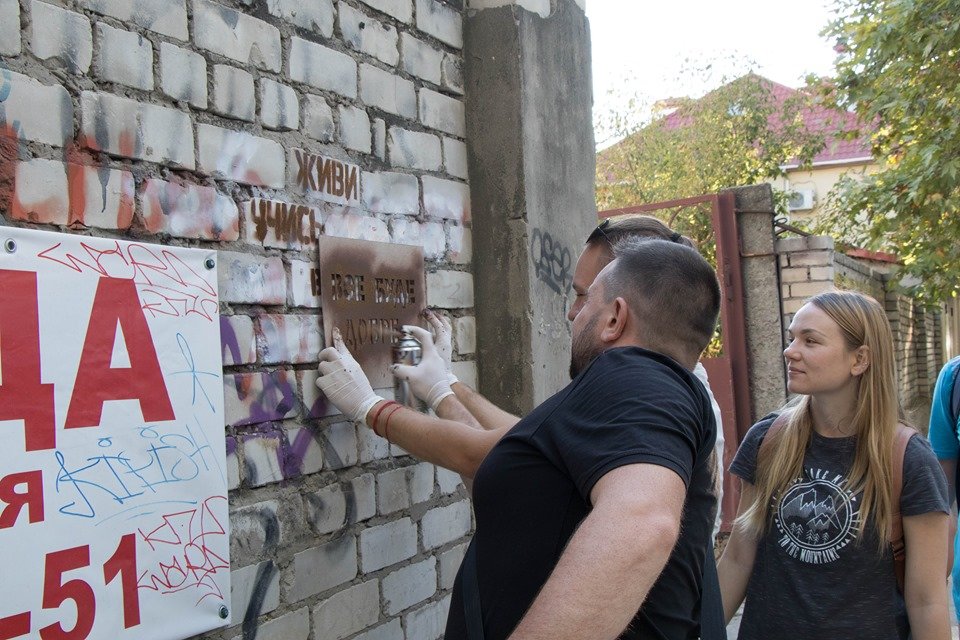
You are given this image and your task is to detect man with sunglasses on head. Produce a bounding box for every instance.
[316,219,725,639]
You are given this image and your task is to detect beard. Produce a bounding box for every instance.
[569,314,602,379]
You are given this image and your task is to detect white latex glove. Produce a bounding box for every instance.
[424,309,458,386]
[316,328,382,423]
[392,324,455,411]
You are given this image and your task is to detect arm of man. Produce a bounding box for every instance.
[452,381,521,431]
[716,481,759,623]
[903,511,951,640]
[435,393,483,430]
[367,399,508,478]
[507,463,685,640]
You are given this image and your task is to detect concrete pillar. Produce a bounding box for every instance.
[727,184,788,421]
[464,0,595,413]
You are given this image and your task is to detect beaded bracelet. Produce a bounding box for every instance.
[370,400,398,437]
[382,404,404,442]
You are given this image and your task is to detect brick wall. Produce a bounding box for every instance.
[776,236,943,429]
[1,1,474,638]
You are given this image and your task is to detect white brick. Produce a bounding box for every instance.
[261,79,299,131]
[416,0,462,48]
[306,483,347,534]
[287,425,325,475]
[9,158,68,224]
[362,171,419,215]
[351,473,377,523]
[266,0,333,37]
[353,619,403,640]
[221,315,256,365]
[223,371,297,426]
[160,42,207,107]
[231,500,280,562]
[324,210,390,242]
[339,105,372,154]
[377,468,411,515]
[436,467,463,495]
[290,37,357,99]
[360,63,416,118]
[442,53,464,95]
[217,250,286,304]
[311,580,379,640]
[341,3,399,66]
[358,423,391,462]
[227,442,240,490]
[392,219,445,260]
[401,33,441,84]
[323,421,359,469]
[80,0,188,40]
[230,561,279,626]
[410,462,435,503]
[359,0,412,23]
[95,23,153,90]
[454,316,476,354]
[360,517,417,572]
[443,137,468,179]
[258,314,321,364]
[373,118,387,160]
[194,0,281,71]
[0,69,72,146]
[0,0,21,56]
[30,1,92,74]
[404,596,450,640]
[388,127,441,170]
[451,360,477,389]
[447,224,471,264]
[422,500,472,548]
[81,91,194,168]
[197,123,285,187]
[72,165,135,229]
[303,94,335,142]
[383,558,437,615]
[243,433,285,486]
[427,270,474,308]
[300,370,341,420]
[290,260,321,308]
[439,543,467,590]
[230,607,309,640]
[290,536,358,601]
[141,179,239,240]
[420,88,465,137]
[423,175,469,221]
[212,64,255,121]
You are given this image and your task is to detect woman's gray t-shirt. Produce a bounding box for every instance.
[730,415,949,640]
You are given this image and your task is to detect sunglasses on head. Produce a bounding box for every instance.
[586,218,684,245]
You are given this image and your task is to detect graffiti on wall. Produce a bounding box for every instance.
[531,228,573,295]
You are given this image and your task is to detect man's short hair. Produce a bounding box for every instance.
[604,238,721,359]
[586,216,697,254]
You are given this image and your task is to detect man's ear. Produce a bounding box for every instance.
[851,345,870,376]
[600,296,629,343]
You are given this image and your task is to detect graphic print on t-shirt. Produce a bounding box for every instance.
[774,468,860,564]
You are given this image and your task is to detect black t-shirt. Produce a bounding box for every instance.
[730,415,949,640]
[445,346,719,640]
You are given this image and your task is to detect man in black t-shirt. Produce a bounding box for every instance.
[317,238,722,639]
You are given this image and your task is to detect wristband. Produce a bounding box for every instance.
[370,400,398,437]
[382,404,404,442]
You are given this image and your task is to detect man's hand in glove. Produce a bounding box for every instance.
[316,328,382,423]
[392,324,455,411]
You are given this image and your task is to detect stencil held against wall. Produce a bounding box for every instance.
[0,227,230,640]
[318,236,425,388]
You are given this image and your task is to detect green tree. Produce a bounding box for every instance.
[821,0,960,301]
[596,72,825,252]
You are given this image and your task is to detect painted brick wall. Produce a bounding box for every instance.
[0,1,474,638]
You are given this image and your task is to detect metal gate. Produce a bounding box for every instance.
[599,192,750,530]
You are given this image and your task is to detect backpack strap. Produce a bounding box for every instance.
[890,423,917,593]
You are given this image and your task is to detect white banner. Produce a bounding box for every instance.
[0,227,230,640]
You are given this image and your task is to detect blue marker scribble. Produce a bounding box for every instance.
[170,333,219,412]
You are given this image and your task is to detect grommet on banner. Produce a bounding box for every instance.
[204,257,216,270]
[219,605,229,619]
[3,238,16,254]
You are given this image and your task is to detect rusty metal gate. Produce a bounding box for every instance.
[599,193,750,530]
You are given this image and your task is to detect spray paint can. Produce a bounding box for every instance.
[393,329,422,408]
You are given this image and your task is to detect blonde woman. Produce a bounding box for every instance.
[718,290,950,639]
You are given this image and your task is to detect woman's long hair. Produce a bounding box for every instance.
[737,290,903,550]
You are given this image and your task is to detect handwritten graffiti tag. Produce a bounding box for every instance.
[531,228,573,295]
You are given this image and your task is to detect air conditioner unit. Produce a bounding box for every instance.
[788,189,816,211]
